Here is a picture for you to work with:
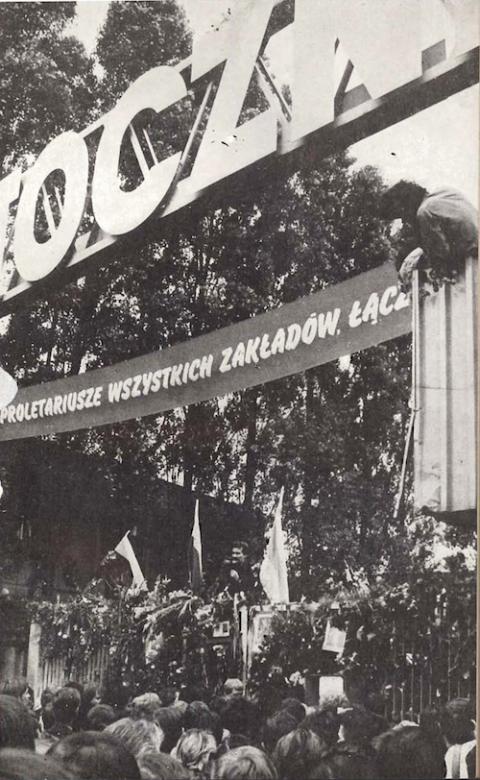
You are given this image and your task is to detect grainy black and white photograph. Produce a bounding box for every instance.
[0,1,477,778]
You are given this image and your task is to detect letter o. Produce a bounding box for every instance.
[13,132,88,282]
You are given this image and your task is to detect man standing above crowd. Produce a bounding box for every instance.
[380,180,477,526]
[379,180,477,290]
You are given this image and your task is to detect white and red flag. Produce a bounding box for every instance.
[188,499,203,593]
[115,531,147,591]
[260,487,289,603]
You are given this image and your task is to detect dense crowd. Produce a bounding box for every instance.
[0,676,476,779]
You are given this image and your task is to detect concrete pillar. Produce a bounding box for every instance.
[26,621,42,707]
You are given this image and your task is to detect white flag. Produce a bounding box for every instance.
[189,499,203,592]
[260,487,289,603]
[0,366,17,409]
[115,531,147,591]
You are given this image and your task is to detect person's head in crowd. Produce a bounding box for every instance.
[216,733,251,756]
[306,752,375,780]
[173,699,188,716]
[262,710,297,754]
[173,728,217,777]
[223,679,244,699]
[378,180,427,223]
[218,697,261,744]
[80,685,100,714]
[326,745,380,780]
[209,746,278,780]
[130,692,162,722]
[338,705,382,746]
[184,685,210,704]
[51,687,81,731]
[0,748,77,780]
[0,695,35,750]
[41,688,55,709]
[300,706,340,748]
[272,727,326,779]
[279,698,306,724]
[209,694,226,715]
[86,703,117,731]
[160,687,178,707]
[374,724,446,779]
[183,701,222,744]
[105,717,163,759]
[153,707,184,753]
[441,697,475,745]
[64,681,84,698]
[48,730,141,780]
[137,751,189,780]
[1,678,34,709]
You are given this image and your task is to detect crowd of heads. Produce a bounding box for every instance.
[0,675,476,779]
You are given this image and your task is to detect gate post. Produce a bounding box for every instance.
[26,621,42,707]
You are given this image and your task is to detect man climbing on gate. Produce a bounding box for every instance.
[379,180,477,290]
[379,180,478,526]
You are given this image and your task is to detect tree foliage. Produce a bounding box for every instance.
[0,1,97,172]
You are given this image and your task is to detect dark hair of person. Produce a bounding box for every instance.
[279,698,305,724]
[137,751,189,780]
[0,695,35,750]
[216,733,251,756]
[52,687,81,726]
[441,697,475,744]
[40,688,55,708]
[209,693,225,711]
[218,697,262,744]
[210,745,278,780]
[184,684,210,704]
[47,730,141,780]
[159,687,177,707]
[86,704,117,731]
[80,685,98,713]
[272,727,326,779]
[154,707,183,753]
[64,681,84,697]
[0,748,77,780]
[374,725,446,779]
[183,701,222,744]
[304,759,336,780]
[42,702,55,731]
[419,705,445,755]
[262,710,298,754]
[339,705,381,746]
[378,180,427,221]
[0,679,32,701]
[300,707,340,748]
[325,745,380,780]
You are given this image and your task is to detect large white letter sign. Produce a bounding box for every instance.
[189,0,277,192]
[13,132,88,283]
[91,66,186,237]
[290,0,426,147]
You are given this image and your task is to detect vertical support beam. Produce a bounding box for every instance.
[26,621,42,707]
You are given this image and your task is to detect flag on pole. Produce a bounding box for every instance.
[188,499,203,593]
[115,531,147,591]
[260,487,289,603]
[0,366,17,409]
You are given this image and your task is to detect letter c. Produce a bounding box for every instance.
[91,66,186,236]
[13,132,88,282]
